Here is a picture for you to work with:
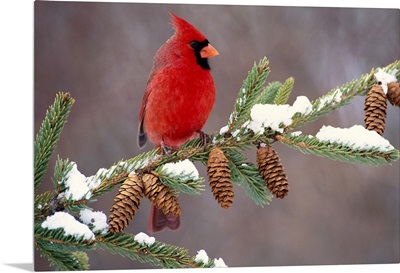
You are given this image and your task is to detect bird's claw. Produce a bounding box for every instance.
[160,142,175,157]
[197,130,211,149]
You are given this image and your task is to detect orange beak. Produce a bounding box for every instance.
[200,44,219,58]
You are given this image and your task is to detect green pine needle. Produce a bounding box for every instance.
[225,148,272,206]
[156,168,205,195]
[278,133,400,165]
[52,156,74,194]
[274,77,295,105]
[36,240,90,271]
[97,232,214,268]
[254,81,283,105]
[34,92,75,193]
[228,57,271,132]
[34,191,56,221]
[35,223,96,249]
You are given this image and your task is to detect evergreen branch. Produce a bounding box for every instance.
[35,240,90,271]
[227,57,271,133]
[34,223,96,249]
[35,222,95,270]
[274,77,295,105]
[52,156,74,194]
[178,137,211,163]
[254,81,282,105]
[288,61,400,130]
[155,169,205,195]
[74,61,399,207]
[277,133,400,165]
[96,232,214,268]
[71,252,90,270]
[91,149,160,198]
[34,191,62,221]
[89,130,273,207]
[90,170,129,198]
[34,59,399,270]
[35,191,92,221]
[64,201,91,214]
[224,148,272,206]
[91,139,208,197]
[34,92,75,193]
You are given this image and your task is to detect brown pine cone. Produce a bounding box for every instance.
[364,84,387,135]
[142,173,181,216]
[387,82,400,107]
[257,144,289,199]
[108,173,144,233]
[207,147,234,208]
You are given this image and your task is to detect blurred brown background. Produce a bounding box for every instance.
[34,1,399,270]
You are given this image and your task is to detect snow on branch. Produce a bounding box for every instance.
[34,59,400,270]
[41,211,95,241]
[277,125,399,165]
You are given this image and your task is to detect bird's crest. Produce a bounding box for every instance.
[169,12,206,41]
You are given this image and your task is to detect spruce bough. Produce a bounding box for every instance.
[34,58,399,270]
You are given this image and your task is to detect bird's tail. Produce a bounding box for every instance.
[148,204,180,233]
[137,119,147,149]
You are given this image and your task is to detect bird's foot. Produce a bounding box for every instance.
[197,130,211,149]
[159,141,176,157]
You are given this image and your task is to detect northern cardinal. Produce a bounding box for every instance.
[137,13,219,233]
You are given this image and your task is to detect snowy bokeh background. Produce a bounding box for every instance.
[34,2,399,270]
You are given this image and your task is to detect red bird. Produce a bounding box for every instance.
[137,13,219,233]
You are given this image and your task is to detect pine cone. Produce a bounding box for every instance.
[207,147,234,208]
[143,173,181,216]
[387,82,400,107]
[364,84,387,135]
[257,144,289,199]
[108,173,144,233]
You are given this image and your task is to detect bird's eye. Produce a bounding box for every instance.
[189,40,199,49]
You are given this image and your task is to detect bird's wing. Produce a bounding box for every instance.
[137,70,157,149]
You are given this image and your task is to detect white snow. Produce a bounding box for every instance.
[231,129,240,137]
[195,249,209,264]
[238,89,247,106]
[219,125,229,135]
[96,167,108,177]
[315,125,394,152]
[374,68,398,94]
[290,131,302,137]
[248,104,292,133]
[106,165,117,180]
[85,175,101,191]
[79,209,108,234]
[213,258,228,268]
[84,168,107,191]
[134,232,155,246]
[161,159,199,179]
[317,89,342,110]
[292,96,312,115]
[41,211,95,241]
[247,96,313,134]
[125,154,161,173]
[64,164,92,200]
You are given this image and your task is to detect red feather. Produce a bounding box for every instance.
[137,13,218,232]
